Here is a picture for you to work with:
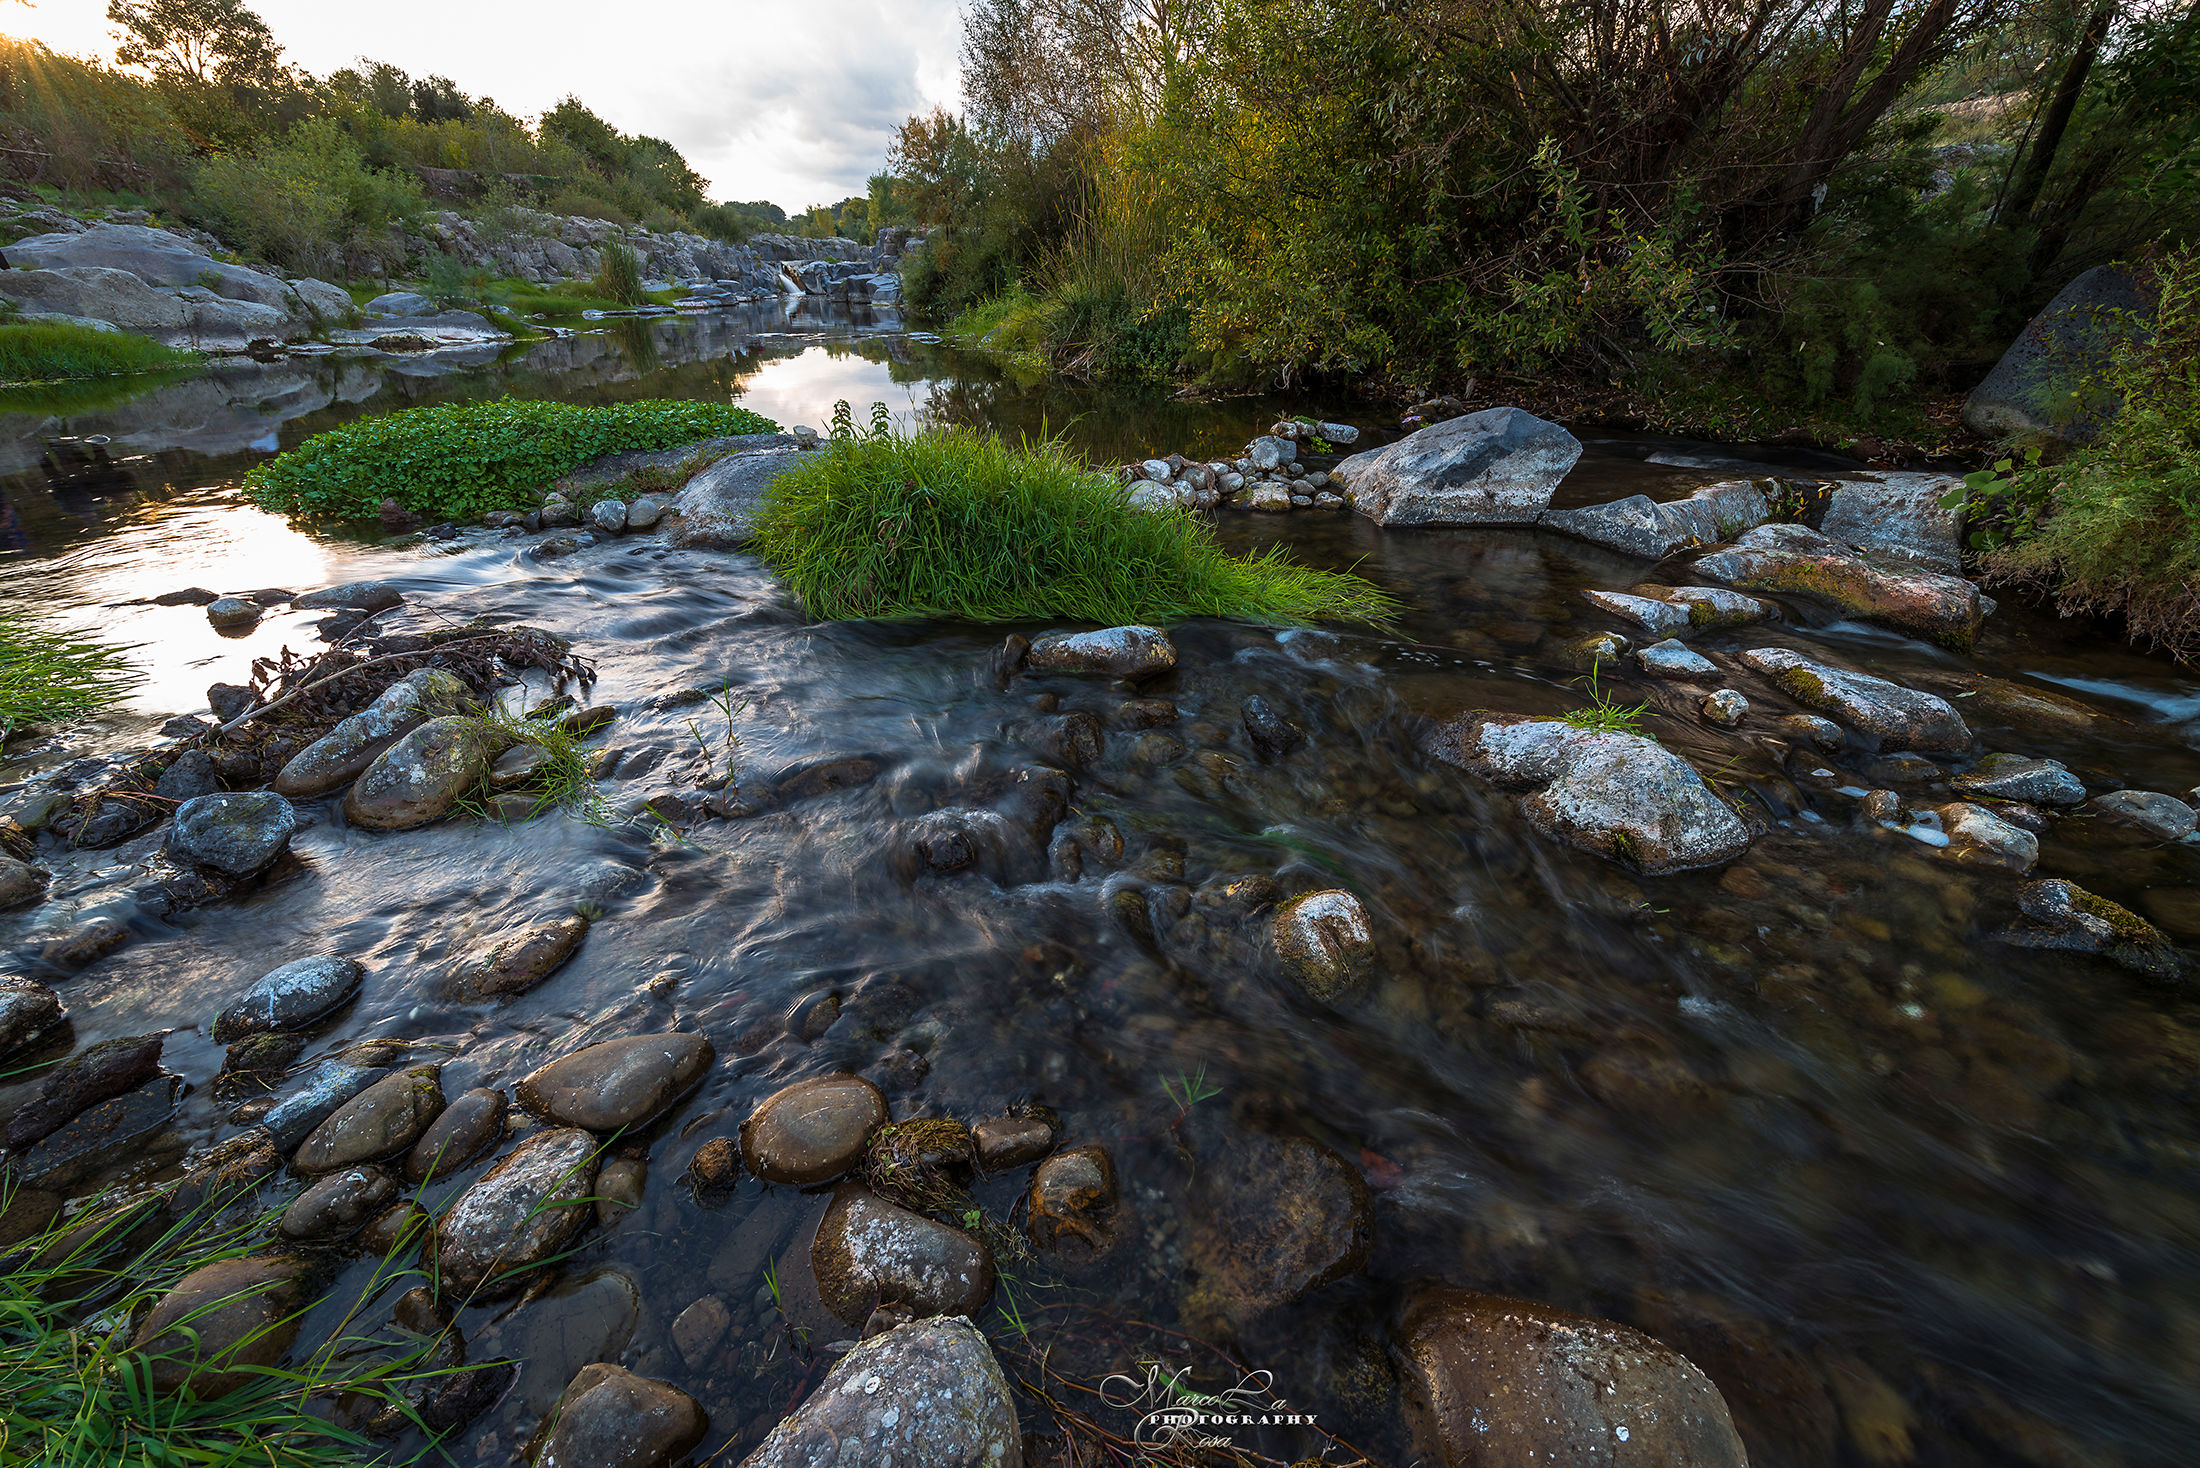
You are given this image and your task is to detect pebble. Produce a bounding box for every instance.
[1028,1144,1121,1260]
[1701,689,1749,727]
[595,1150,648,1229]
[1272,890,1375,1001]
[973,1113,1055,1171]
[0,856,43,910]
[205,597,259,628]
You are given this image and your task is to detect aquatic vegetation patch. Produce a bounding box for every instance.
[0,322,194,383]
[750,428,1398,626]
[244,397,780,521]
[0,612,139,741]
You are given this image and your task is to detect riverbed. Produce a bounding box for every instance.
[4,309,2199,1467]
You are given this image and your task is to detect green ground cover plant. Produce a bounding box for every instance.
[0,613,140,741]
[749,423,1396,626]
[0,324,194,384]
[244,397,779,521]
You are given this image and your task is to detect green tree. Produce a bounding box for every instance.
[106,0,283,88]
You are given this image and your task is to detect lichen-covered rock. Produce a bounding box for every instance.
[1994,877,2177,976]
[661,444,806,548]
[1819,472,1967,572]
[166,791,297,876]
[452,915,589,998]
[534,1363,707,1468]
[516,1032,715,1132]
[405,1086,508,1182]
[1700,690,1748,727]
[293,1064,445,1173]
[211,955,365,1042]
[1335,406,1580,526]
[1696,523,1985,649]
[273,669,471,798]
[1543,480,1770,559]
[433,1127,599,1297]
[1399,1286,1748,1468]
[1184,1132,1370,1327]
[1953,752,2087,806]
[739,1316,1021,1468]
[1740,648,1971,753]
[1637,640,1717,680]
[1584,590,1691,639]
[1425,715,1752,874]
[343,716,491,830]
[740,1073,888,1185]
[2088,788,2198,842]
[1663,585,1775,630]
[1025,625,1176,678]
[1272,890,1376,1001]
[0,973,66,1059]
[1963,264,2150,443]
[813,1185,994,1325]
[292,580,407,612]
[131,1255,307,1398]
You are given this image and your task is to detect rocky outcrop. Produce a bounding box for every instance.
[0,224,352,350]
[739,1316,1020,1468]
[1694,523,1985,649]
[1818,472,1967,573]
[1542,479,1770,559]
[1425,715,1753,874]
[1964,264,2151,443]
[1335,407,1581,526]
[1740,649,1972,753]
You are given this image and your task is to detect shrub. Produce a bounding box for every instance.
[593,240,646,306]
[245,397,780,521]
[190,117,426,275]
[0,323,194,382]
[0,612,139,739]
[749,424,1397,626]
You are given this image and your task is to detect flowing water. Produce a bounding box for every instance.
[3,308,2199,1467]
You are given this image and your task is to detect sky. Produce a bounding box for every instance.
[6,0,965,210]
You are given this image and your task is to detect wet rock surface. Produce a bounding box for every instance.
[293,1064,444,1173]
[405,1086,508,1181]
[3,1032,166,1149]
[1027,1144,1121,1260]
[1337,406,1581,525]
[343,716,491,830]
[434,1126,599,1297]
[211,955,365,1041]
[164,790,297,876]
[1272,889,1377,1000]
[131,1255,307,1397]
[533,1363,707,1468]
[516,1031,715,1132]
[273,669,471,798]
[1547,479,1770,559]
[812,1184,995,1324]
[280,1163,398,1239]
[1741,648,1972,752]
[1953,752,2087,806]
[453,915,589,998]
[740,1316,1021,1468]
[739,1073,887,1184]
[1185,1132,1371,1325]
[0,975,63,1058]
[1400,1286,1748,1468]
[1697,523,1985,648]
[1025,625,1177,678]
[2089,788,2198,841]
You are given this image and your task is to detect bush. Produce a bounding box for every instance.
[0,323,194,382]
[0,612,139,739]
[592,240,646,306]
[190,117,426,275]
[749,423,1397,626]
[245,398,780,521]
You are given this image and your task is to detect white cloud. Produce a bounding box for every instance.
[9,0,965,209]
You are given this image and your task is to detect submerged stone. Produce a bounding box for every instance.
[740,1073,887,1185]
[1953,752,2087,807]
[1740,648,1971,754]
[2088,788,2198,842]
[434,1127,600,1297]
[280,1164,398,1239]
[1025,626,1177,678]
[533,1363,707,1468]
[1185,1132,1371,1326]
[453,915,590,998]
[1272,890,1376,1001]
[3,1032,166,1150]
[516,1032,716,1132]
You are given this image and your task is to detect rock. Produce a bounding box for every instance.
[1185,1133,1370,1324]
[1964,264,2151,443]
[1584,590,1692,638]
[1140,457,1174,481]
[812,1185,994,1324]
[1819,472,1966,572]
[207,682,254,722]
[1025,626,1176,678]
[1316,420,1360,445]
[516,1032,715,1132]
[292,580,406,613]
[343,716,491,830]
[1335,406,1581,526]
[740,1073,887,1185]
[166,791,297,876]
[153,750,221,802]
[1543,480,1770,559]
[363,290,436,317]
[1246,482,1294,511]
[533,1364,707,1468]
[294,1064,445,1173]
[739,1316,1021,1468]
[1663,585,1775,630]
[1027,1145,1122,1260]
[1241,695,1303,758]
[1700,690,1748,727]
[1999,878,2177,975]
[220,1032,304,1090]
[1425,715,1753,874]
[1740,649,1971,753]
[0,855,44,909]
[3,1033,165,1150]
[362,1201,430,1256]
[589,499,627,533]
[661,442,806,548]
[973,1113,1055,1171]
[405,1087,508,1182]
[688,1137,740,1193]
[434,1127,600,1297]
[625,492,670,529]
[1695,523,1985,649]
[0,262,288,349]
[1399,1286,1748,1468]
[152,587,219,606]
[595,1151,647,1228]
[1566,630,1630,668]
[0,974,65,1058]
[205,596,258,629]
[14,1073,179,1183]
[1246,435,1298,471]
[671,1295,731,1367]
[280,1164,399,1240]
[2088,788,2198,841]
[273,669,472,798]
[1638,640,1718,680]
[212,955,366,1042]
[1953,752,2086,806]
[261,1047,398,1151]
[1936,802,2040,874]
[452,915,590,998]
[1272,890,1377,1001]
[131,1255,306,1398]
[488,743,549,791]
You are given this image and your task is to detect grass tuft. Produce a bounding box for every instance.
[453,704,617,826]
[749,427,1397,626]
[0,322,195,384]
[243,397,779,522]
[1560,665,1655,738]
[0,613,139,741]
[592,241,647,308]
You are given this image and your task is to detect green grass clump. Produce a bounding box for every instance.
[749,426,1397,625]
[0,323,194,384]
[592,241,647,308]
[244,397,780,521]
[1560,665,1655,737]
[0,613,139,740]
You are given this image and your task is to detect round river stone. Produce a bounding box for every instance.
[516,1032,716,1133]
[131,1255,306,1397]
[812,1184,995,1325]
[211,954,365,1042]
[404,1086,508,1182]
[294,1064,445,1173]
[739,1073,887,1185]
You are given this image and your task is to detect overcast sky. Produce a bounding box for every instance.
[10,0,964,209]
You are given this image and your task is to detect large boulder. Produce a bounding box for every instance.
[739,1316,1020,1468]
[4,225,290,308]
[1694,523,1985,649]
[1399,1287,1748,1468]
[1818,472,1966,573]
[1740,649,1972,753]
[1542,480,1770,559]
[0,265,289,350]
[343,716,491,830]
[659,440,808,548]
[1963,264,2151,443]
[1424,715,1753,873]
[433,1127,600,1297]
[1335,407,1581,526]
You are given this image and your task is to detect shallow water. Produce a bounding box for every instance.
[4,310,2199,1468]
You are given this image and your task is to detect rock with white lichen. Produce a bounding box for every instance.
[739,1316,1021,1468]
